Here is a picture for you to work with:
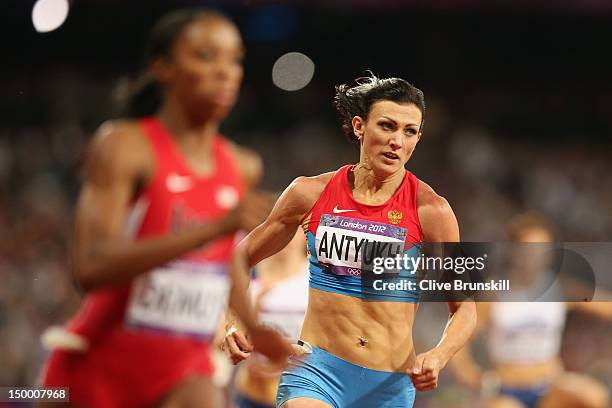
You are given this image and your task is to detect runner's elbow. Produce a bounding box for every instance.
[72,261,105,292]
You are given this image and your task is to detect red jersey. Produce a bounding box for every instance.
[303,165,422,302]
[42,117,245,407]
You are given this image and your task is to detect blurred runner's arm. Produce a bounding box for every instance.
[72,123,271,291]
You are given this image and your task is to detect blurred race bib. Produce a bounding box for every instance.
[126,261,229,338]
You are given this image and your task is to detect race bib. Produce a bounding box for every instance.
[315,214,407,276]
[126,261,229,338]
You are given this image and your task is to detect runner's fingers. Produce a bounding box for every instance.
[232,331,253,352]
[226,335,250,361]
[415,380,438,392]
[413,370,437,382]
[422,359,439,373]
[224,344,249,365]
[231,353,250,365]
[414,377,438,389]
[413,374,437,385]
[411,355,427,375]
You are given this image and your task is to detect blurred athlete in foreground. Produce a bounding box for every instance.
[40,8,290,408]
[226,75,477,407]
[451,213,610,408]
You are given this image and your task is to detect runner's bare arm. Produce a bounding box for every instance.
[73,122,270,291]
[448,302,490,389]
[409,183,477,391]
[228,175,325,326]
[223,174,331,363]
[240,174,332,268]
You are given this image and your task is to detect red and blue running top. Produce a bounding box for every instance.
[301,164,423,303]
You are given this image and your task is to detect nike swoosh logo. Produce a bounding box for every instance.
[166,173,193,193]
[333,206,355,214]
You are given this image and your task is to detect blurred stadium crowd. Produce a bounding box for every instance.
[1,2,612,406]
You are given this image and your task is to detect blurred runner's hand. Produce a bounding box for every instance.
[219,191,276,234]
[223,324,253,365]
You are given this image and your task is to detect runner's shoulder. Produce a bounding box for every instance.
[281,171,336,217]
[417,180,458,241]
[86,119,152,181]
[417,180,452,213]
[292,171,335,200]
[90,119,148,151]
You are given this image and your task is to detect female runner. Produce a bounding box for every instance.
[226,74,477,407]
[40,8,289,408]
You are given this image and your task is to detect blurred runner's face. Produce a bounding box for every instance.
[167,17,244,119]
[511,227,554,278]
[357,101,422,177]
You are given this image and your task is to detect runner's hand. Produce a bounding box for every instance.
[407,349,446,392]
[222,325,253,365]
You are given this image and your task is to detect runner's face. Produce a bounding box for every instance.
[354,101,422,177]
[163,17,244,120]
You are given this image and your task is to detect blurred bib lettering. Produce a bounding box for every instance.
[126,261,229,338]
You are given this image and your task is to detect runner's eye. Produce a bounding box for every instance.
[380,122,393,131]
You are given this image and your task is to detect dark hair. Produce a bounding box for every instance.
[122,8,231,118]
[333,73,426,143]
